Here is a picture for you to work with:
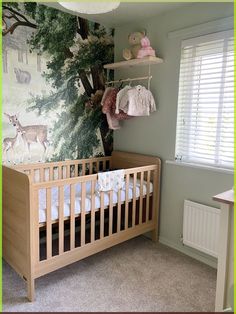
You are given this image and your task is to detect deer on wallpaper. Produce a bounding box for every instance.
[4,113,49,162]
[3,128,25,164]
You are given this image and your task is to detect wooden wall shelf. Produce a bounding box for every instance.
[104,56,163,70]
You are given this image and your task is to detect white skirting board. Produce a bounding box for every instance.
[158,236,217,269]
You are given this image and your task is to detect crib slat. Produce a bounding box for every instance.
[28,170,32,180]
[146,171,151,222]
[35,190,40,262]
[34,170,38,183]
[109,191,113,236]
[75,164,78,177]
[132,173,137,227]
[125,174,129,230]
[89,162,93,174]
[70,165,74,178]
[67,165,70,178]
[139,172,144,224]
[96,161,99,173]
[58,166,62,180]
[103,160,106,171]
[41,168,46,178]
[82,163,86,176]
[46,168,49,181]
[91,180,95,243]
[81,182,86,246]
[151,169,158,222]
[70,184,75,250]
[46,168,50,181]
[46,188,52,259]
[117,189,121,233]
[59,186,64,254]
[39,168,43,182]
[44,168,48,181]
[62,166,66,179]
[100,192,104,239]
[49,167,54,181]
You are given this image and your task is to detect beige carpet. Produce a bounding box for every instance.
[3,236,216,312]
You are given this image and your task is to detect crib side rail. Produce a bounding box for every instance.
[13,156,112,183]
[31,164,159,278]
[31,165,157,189]
[2,165,31,281]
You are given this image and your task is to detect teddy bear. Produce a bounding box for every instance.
[123,31,146,60]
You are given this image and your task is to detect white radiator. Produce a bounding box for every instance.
[183,200,220,258]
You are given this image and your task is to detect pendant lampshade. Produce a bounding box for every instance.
[59,2,120,14]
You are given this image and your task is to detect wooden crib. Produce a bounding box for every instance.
[3,151,161,301]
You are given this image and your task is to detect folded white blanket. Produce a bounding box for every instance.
[97,169,125,192]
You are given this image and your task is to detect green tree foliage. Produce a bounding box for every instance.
[3,3,114,160]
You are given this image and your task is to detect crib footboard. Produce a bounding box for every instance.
[2,166,34,300]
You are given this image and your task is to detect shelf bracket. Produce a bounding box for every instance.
[148,64,151,90]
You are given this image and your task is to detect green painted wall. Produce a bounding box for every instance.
[114,2,234,267]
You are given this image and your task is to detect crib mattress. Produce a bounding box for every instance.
[39,179,153,224]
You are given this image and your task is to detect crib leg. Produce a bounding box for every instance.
[27,278,35,302]
[151,227,158,243]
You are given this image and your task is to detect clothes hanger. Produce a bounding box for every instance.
[118,79,124,90]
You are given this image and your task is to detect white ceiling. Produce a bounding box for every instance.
[43,2,191,27]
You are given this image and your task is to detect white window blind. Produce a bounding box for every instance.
[175,30,234,170]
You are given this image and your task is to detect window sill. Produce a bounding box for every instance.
[166,160,234,175]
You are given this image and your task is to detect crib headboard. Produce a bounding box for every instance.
[111,151,161,171]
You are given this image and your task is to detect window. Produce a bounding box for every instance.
[175,30,234,170]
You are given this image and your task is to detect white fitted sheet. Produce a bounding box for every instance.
[38,178,153,223]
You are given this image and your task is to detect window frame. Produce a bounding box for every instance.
[174,29,234,171]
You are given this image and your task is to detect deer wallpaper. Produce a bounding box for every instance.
[2,3,114,164]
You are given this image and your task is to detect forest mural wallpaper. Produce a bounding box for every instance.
[2,2,114,164]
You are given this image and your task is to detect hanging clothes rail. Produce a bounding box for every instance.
[105,75,152,86]
[104,56,164,90]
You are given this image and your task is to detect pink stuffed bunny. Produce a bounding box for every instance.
[137,36,156,59]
